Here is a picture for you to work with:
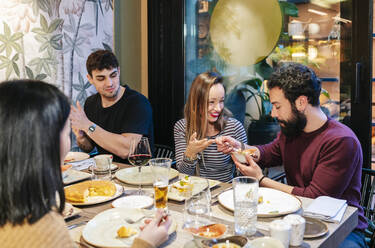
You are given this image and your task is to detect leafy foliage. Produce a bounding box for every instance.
[0,23,23,57]
[73,72,92,105]
[237,78,276,123]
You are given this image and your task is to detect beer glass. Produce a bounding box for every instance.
[150,158,172,209]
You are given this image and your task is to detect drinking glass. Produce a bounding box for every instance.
[183,178,211,229]
[233,176,258,236]
[150,158,172,209]
[92,155,112,181]
[128,137,152,195]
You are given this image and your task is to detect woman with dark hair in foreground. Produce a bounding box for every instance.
[0,80,170,248]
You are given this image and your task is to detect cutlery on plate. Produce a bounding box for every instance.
[67,221,88,230]
[124,213,153,224]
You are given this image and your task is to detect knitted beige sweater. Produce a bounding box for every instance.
[0,211,75,248]
[0,210,155,248]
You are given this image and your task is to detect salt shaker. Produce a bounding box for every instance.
[283,214,306,246]
[269,219,291,248]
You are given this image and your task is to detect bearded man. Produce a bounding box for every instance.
[216,63,367,247]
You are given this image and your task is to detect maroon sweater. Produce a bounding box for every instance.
[257,118,367,230]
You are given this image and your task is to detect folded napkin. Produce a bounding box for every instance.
[304,196,347,223]
[69,158,95,171]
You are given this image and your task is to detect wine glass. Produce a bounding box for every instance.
[128,137,152,195]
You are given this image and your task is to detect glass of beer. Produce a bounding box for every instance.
[149,158,172,209]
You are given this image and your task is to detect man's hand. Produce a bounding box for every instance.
[185,132,215,158]
[232,153,263,180]
[70,101,92,132]
[215,136,241,154]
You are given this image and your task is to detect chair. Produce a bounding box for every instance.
[154,144,176,168]
[361,168,375,248]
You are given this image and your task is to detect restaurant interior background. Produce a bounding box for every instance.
[0,0,372,169]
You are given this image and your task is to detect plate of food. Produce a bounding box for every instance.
[64,180,124,206]
[82,208,177,248]
[63,202,82,220]
[232,148,257,163]
[61,164,72,179]
[64,151,90,163]
[185,223,227,241]
[115,166,179,185]
[63,169,91,185]
[218,187,301,217]
[169,176,221,201]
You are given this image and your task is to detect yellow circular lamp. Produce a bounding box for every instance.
[210,0,282,66]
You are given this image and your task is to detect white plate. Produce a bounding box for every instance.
[218,187,301,217]
[82,208,177,248]
[64,151,90,163]
[112,195,154,209]
[115,166,179,185]
[66,183,124,206]
[249,237,284,248]
[169,177,221,202]
[63,202,82,219]
[63,169,91,185]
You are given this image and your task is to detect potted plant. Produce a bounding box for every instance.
[235,77,280,145]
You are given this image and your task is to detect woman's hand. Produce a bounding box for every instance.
[215,136,241,154]
[138,209,171,247]
[185,132,215,158]
[232,153,263,180]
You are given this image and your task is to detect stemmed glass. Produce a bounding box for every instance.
[128,137,152,195]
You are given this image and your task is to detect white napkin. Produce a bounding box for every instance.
[69,158,95,171]
[304,196,347,223]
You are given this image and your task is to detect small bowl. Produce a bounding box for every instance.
[248,237,284,248]
[232,148,257,163]
[201,235,248,248]
[186,223,227,240]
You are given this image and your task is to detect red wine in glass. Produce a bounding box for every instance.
[128,154,152,166]
[128,137,152,195]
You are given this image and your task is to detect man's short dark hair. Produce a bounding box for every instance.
[86,49,119,76]
[268,62,321,106]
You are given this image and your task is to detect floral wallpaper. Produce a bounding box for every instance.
[0,0,114,105]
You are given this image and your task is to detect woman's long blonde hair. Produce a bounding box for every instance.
[184,72,231,141]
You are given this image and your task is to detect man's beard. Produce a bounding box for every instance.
[278,105,307,138]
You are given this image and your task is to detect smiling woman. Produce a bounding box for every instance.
[174,72,247,182]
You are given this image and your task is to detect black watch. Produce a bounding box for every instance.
[88,123,97,133]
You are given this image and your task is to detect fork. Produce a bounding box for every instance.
[124,213,154,224]
[240,141,245,151]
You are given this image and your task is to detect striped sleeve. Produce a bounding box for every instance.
[231,118,247,145]
[173,119,197,175]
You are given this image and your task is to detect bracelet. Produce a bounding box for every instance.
[258,175,267,185]
[183,153,198,162]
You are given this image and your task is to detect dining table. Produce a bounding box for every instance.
[66,162,358,248]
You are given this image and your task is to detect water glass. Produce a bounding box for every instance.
[232,176,258,236]
[92,155,112,181]
[150,158,172,209]
[183,178,211,229]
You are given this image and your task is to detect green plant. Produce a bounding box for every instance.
[237,77,276,123]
